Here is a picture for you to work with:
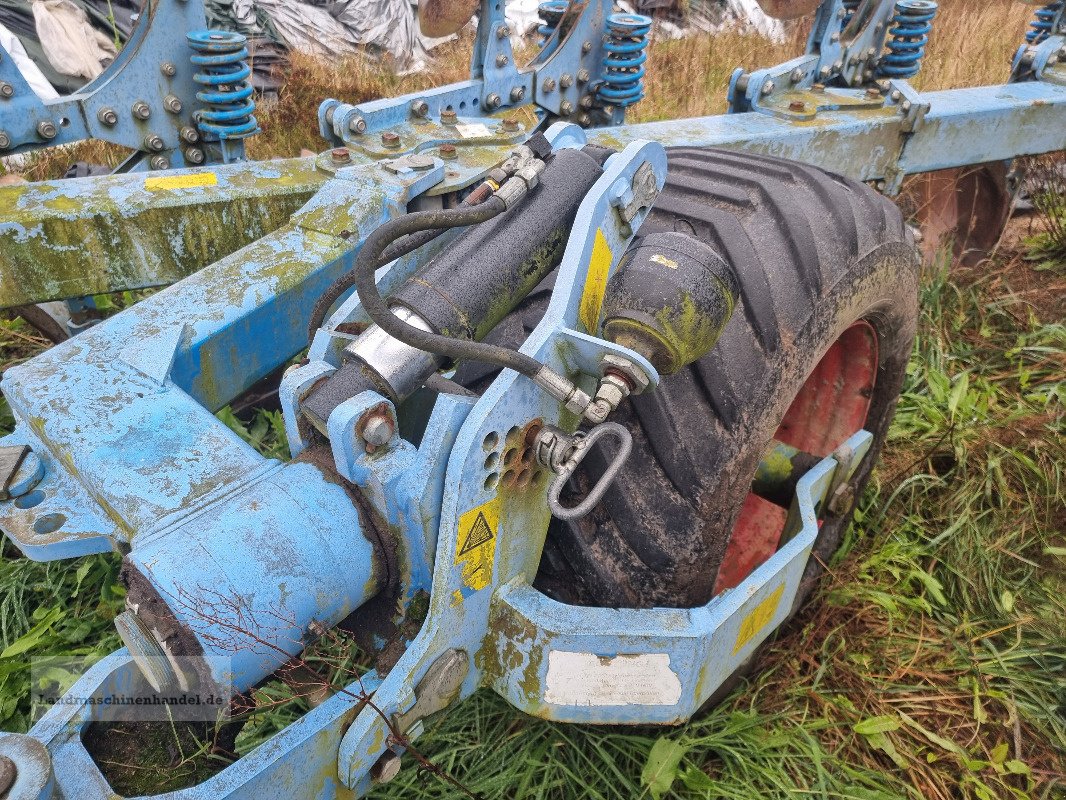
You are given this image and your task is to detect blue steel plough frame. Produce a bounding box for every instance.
[0,1,1063,798]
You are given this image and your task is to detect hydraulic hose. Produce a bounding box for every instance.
[349,198,547,380]
[306,194,500,342]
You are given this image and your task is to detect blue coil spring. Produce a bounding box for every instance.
[537,1,569,46]
[841,0,861,29]
[187,30,259,141]
[598,13,652,108]
[1026,1,1064,44]
[878,0,938,79]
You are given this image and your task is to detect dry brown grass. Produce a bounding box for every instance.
[10,0,1041,176]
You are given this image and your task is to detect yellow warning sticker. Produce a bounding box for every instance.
[578,229,613,333]
[733,584,785,654]
[455,495,500,592]
[144,172,218,192]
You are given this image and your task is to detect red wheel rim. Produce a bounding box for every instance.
[713,320,879,594]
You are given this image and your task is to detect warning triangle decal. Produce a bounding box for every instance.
[458,511,494,556]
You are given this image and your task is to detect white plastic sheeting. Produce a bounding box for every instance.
[0,18,56,98]
[224,0,426,67]
[31,0,115,80]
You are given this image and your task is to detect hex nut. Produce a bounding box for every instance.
[486,93,502,109]
[98,107,119,126]
[180,126,200,144]
[184,148,205,165]
[144,134,165,152]
[37,120,57,139]
[509,85,525,103]
[0,81,13,98]
[0,131,9,149]
[349,116,368,134]
[441,108,458,124]
[150,155,170,170]
[381,131,401,148]
[160,61,177,76]
[496,54,509,68]
[163,94,183,114]
[132,101,151,120]
[411,99,429,117]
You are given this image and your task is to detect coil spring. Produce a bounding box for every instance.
[598,13,652,108]
[538,1,569,46]
[1026,1,1064,44]
[187,30,259,141]
[841,0,861,28]
[878,0,938,79]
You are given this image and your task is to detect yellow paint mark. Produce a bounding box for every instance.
[733,584,785,654]
[455,495,500,592]
[578,229,613,333]
[650,254,678,269]
[144,172,218,192]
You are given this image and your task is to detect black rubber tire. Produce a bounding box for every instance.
[525,147,921,610]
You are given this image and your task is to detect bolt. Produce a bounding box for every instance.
[542,77,557,93]
[818,65,832,79]
[579,94,594,109]
[132,100,151,120]
[502,117,520,131]
[486,92,502,109]
[180,125,200,144]
[349,116,367,135]
[812,83,826,93]
[495,54,509,68]
[160,61,177,77]
[381,131,401,148]
[0,81,13,98]
[363,415,394,448]
[890,89,902,101]
[789,100,807,112]
[509,85,525,103]
[827,483,855,516]
[577,112,592,127]
[877,79,891,93]
[441,108,458,125]
[582,40,592,54]
[864,87,881,100]
[0,130,8,149]
[150,155,170,170]
[163,94,183,114]
[411,99,429,117]
[37,120,57,140]
[789,67,804,84]
[901,100,913,114]
[371,751,402,784]
[761,80,775,96]
[98,107,119,126]
[495,24,511,39]
[331,147,351,164]
[560,73,573,89]
[0,755,15,795]
[144,134,165,152]
[577,68,590,84]
[439,143,457,159]
[559,100,574,115]
[831,31,840,42]
[184,147,205,165]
